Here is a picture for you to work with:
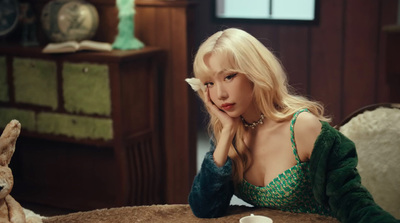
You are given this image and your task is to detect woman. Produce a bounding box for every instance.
[186,28,398,223]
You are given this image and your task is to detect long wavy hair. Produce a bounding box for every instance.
[193,28,330,183]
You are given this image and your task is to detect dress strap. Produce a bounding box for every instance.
[290,108,309,163]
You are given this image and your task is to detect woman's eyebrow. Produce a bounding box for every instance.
[216,69,231,76]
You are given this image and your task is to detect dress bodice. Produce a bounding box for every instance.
[236,109,332,215]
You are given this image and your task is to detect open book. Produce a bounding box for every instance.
[42,40,113,53]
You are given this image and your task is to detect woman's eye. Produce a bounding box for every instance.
[225,73,237,81]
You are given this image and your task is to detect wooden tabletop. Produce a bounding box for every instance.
[43,204,339,223]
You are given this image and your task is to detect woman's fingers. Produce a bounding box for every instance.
[204,87,214,109]
[205,87,213,105]
[204,87,220,114]
[204,87,235,124]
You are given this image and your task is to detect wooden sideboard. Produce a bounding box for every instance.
[0,45,165,211]
[1,0,197,206]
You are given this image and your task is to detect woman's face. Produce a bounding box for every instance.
[204,53,256,118]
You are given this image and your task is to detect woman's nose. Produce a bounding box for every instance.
[217,85,228,100]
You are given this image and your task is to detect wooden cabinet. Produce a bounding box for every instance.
[1,0,197,206]
[0,46,165,210]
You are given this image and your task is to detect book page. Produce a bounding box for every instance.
[42,41,80,53]
[78,40,112,52]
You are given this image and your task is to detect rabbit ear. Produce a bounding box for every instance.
[0,120,21,166]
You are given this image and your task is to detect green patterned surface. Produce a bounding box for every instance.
[63,62,111,116]
[13,58,58,109]
[0,108,36,131]
[0,57,9,102]
[37,112,113,140]
[236,109,332,216]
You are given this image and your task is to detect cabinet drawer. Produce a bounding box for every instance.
[0,56,8,102]
[62,62,111,116]
[37,112,113,140]
[13,58,58,109]
[0,108,36,131]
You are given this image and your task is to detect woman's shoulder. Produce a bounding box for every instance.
[293,112,322,161]
[295,112,321,131]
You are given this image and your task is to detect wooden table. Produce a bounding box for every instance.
[43,204,339,223]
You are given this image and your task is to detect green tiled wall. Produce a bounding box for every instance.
[13,58,58,109]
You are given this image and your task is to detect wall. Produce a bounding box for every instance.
[193,0,398,126]
[134,0,198,204]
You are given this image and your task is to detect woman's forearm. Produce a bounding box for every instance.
[213,128,236,167]
[189,150,234,218]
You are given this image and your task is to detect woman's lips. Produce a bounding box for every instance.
[221,103,235,111]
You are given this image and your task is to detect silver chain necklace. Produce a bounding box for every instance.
[241,114,265,129]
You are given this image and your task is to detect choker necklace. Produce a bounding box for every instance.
[241,114,265,129]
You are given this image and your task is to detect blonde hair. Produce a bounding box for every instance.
[193,28,330,183]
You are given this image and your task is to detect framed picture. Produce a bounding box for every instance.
[213,0,319,25]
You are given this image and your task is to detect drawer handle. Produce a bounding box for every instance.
[82,67,89,73]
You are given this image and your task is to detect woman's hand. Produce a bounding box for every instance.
[203,87,240,133]
[203,87,239,167]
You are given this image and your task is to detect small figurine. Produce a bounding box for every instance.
[19,2,38,46]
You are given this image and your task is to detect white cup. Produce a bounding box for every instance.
[239,214,273,223]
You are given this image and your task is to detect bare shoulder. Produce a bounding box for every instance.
[295,112,322,133]
[293,112,322,161]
